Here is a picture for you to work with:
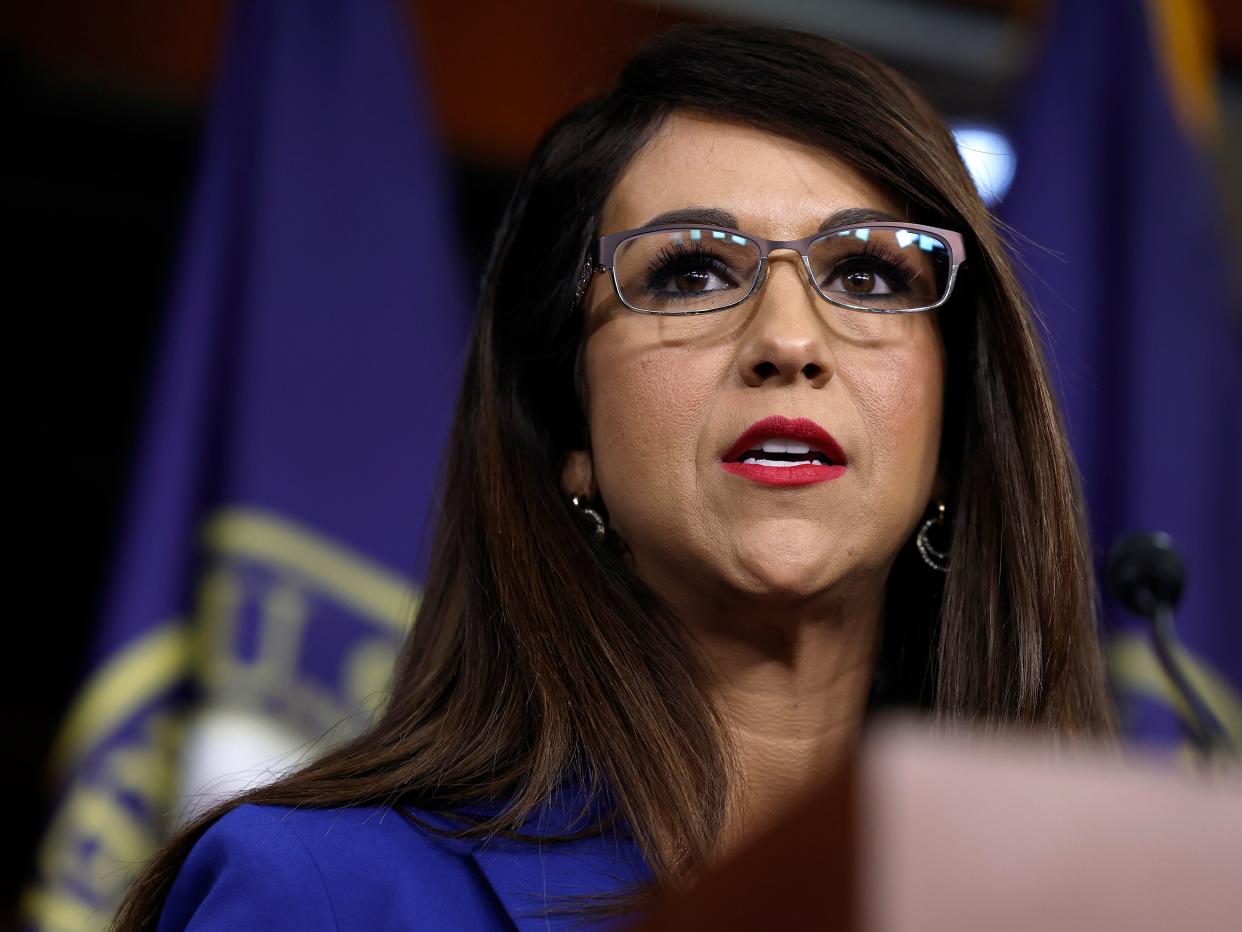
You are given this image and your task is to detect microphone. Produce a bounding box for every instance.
[1106,532,1233,757]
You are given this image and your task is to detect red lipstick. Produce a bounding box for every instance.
[720,415,848,487]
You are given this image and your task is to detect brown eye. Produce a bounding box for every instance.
[826,261,896,296]
[674,270,713,292]
[844,269,876,293]
[646,253,737,296]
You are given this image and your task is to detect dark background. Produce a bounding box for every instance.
[5,0,1242,922]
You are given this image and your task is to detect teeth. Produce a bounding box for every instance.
[759,438,814,455]
[742,457,817,467]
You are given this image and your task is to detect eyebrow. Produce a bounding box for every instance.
[816,207,905,231]
[642,207,739,228]
[639,205,906,233]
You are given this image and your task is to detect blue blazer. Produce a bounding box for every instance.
[157,800,649,930]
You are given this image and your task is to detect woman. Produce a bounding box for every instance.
[119,23,1114,931]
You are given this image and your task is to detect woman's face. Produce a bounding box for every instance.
[570,113,945,615]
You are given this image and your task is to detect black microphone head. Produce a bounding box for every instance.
[1106,531,1186,618]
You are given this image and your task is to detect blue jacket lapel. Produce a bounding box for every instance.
[464,787,649,930]
[470,829,648,930]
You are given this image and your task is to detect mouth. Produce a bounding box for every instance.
[720,415,848,487]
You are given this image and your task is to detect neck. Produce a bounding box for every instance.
[677,584,883,862]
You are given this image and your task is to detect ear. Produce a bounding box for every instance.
[931,471,950,507]
[561,450,595,498]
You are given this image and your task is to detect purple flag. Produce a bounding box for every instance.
[25,0,466,926]
[1000,0,1242,751]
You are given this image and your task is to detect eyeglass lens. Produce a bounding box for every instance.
[612,226,951,313]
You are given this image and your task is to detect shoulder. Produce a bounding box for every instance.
[158,803,502,931]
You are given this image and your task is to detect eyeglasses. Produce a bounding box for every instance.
[585,222,966,316]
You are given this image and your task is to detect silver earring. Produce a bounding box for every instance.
[571,495,606,542]
[916,500,950,573]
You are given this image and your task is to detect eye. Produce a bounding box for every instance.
[808,229,947,310]
[670,267,725,293]
[822,258,904,296]
[646,246,740,297]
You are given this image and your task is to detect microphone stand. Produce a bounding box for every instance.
[1146,603,1234,759]
[1107,531,1235,762]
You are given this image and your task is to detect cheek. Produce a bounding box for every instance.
[584,332,722,531]
[864,350,942,437]
[845,335,945,504]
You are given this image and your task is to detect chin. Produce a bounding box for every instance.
[726,538,851,602]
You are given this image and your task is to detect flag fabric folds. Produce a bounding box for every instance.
[25,0,466,927]
[1000,0,1242,751]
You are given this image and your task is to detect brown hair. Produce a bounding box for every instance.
[116,23,1114,928]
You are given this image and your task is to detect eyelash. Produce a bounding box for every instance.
[645,243,736,292]
[828,241,915,289]
[643,239,917,294]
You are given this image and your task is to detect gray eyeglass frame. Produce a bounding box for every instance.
[583,221,967,316]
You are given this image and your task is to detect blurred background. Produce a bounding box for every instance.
[5,0,1241,929]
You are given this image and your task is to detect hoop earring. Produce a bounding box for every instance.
[571,495,606,542]
[916,500,950,573]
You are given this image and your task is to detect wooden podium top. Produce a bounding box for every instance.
[637,722,1242,931]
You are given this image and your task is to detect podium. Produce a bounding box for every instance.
[637,723,1242,930]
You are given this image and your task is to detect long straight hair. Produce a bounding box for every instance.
[116,24,1114,928]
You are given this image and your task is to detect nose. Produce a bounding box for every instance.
[736,253,835,389]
